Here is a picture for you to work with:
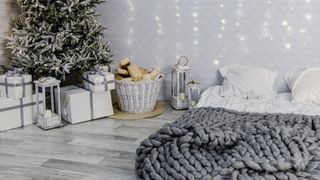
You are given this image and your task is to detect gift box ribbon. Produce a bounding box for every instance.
[0,69,32,98]
[82,70,114,91]
[0,98,43,127]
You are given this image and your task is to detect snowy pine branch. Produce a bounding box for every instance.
[7,0,112,80]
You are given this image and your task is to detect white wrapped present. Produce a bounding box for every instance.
[82,70,115,93]
[0,69,32,99]
[100,64,114,72]
[100,66,110,72]
[0,94,43,132]
[56,85,113,124]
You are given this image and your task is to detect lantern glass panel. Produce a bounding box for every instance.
[172,70,177,97]
[187,81,200,109]
[191,88,200,102]
[178,72,185,93]
[186,72,191,91]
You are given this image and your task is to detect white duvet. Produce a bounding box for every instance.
[197,86,320,116]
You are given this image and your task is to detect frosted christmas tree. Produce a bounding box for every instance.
[7,0,112,80]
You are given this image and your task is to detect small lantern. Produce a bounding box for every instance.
[171,56,192,110]
[187,80,201,109]
[34,77,63,130]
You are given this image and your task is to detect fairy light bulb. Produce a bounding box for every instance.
[305,14,312,20]
[285,43,291,49]
[213,59,220,65]
[282,21,288,26]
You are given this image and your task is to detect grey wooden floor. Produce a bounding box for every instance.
[0,105,186,180]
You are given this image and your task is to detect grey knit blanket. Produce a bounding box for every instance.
[136,107,320,180]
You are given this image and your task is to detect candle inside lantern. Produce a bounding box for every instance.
[44,110,52,118]
[179,93,186,100]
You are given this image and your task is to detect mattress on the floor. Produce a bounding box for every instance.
[197,85,320,116]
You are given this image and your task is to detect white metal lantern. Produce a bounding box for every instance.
[187,80,201,109]
[34,77,63,130]
[171,56,192,110]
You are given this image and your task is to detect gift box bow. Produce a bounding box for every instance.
[6,68,25,77]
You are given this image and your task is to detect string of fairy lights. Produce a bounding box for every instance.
[126,0,134,49]
[192,0,199,58]
[125,0,315,66]
[175,0,182,58]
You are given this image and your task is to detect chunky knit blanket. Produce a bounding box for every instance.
[136,107,320,180]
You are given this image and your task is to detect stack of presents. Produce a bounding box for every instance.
[61,68,115,124]
[0,67,115,132]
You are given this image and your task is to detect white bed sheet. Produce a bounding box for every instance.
[197,86,320,116]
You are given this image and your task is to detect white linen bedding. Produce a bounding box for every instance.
[197,86,320,116]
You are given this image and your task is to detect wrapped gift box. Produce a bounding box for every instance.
[56,85,113,124]
[0,94,43,132]
[82,71,115,93]
[100,66,110,72]
[100,64,115,73]
[0,73,32,99]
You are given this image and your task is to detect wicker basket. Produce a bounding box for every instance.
[115,77,163,114]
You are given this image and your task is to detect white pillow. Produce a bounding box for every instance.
[284,69,305,90]
[219,65,277,99]
[288,68,320,104]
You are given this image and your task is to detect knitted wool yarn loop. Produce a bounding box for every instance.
[136,107,320,180]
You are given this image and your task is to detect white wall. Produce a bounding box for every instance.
[98,0,320,100]
[2,1,320,100]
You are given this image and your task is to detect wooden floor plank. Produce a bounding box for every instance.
[0,174,33,180]
[0,105,183,179]
[0,153,48,167]
[0,166,103,180]
[0,142,106,165]
[42,159,141,180]
[68,136,139,153]
[0,137,22,146]
[98,150,136,170]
